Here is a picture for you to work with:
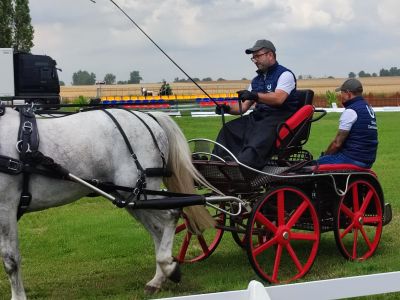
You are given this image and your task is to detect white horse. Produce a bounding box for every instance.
[0,107,216,299]
[141,87,154,96]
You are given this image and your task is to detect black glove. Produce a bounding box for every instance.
[237,90,259,102]
[215,104,231,115]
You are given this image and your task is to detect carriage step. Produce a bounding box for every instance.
[383,203,392,226]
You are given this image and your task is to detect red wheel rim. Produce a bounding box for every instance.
[174,207,225,263]
[335,179,383,260]
[247,187,320,283]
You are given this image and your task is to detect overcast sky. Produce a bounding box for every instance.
[29,0,399,85]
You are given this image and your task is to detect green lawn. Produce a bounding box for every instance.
[0,112,399,299]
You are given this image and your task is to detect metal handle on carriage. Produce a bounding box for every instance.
[205,195,247,217]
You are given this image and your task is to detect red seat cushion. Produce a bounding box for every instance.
[276,105,314,148]
[314,163,372,172]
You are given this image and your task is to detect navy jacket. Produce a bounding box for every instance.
[341,96,378,165]
[251,62,298,112]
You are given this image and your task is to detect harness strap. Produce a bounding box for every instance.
[18,172,32,220]
[101,109,147,205]
[124,109,167,169]
[16,107,40,219]
[17,107,39,156]
[102,109,145,174]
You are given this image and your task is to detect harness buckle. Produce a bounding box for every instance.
[8,159,21,172]
[22,121,33,133]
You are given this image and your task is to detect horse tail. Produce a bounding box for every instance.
[149,112,222,234]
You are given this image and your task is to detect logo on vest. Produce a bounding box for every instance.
[366,105,375,118]
[266,84,272,91]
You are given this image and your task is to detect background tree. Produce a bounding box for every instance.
[348,72,356,78]
[0,0,14,48]
[202,77,212,82]
[72,70,96,85]
[127,71,142,84]
[13,0,34,52]
[358,70,371,77]
[389,67,400,76]
[104,73,116,85]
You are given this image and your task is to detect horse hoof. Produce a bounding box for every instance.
[144,285,160,294]
[168,263,181,283]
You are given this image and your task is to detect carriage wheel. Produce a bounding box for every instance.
[246,186,320,284]
[174,205,225,263]
[334,178,383,261]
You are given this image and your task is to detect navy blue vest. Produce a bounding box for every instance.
[341,96,378,165]
[251,63,298,112]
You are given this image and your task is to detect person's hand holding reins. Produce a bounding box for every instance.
[215,104,231,115]
[237,90,259,102]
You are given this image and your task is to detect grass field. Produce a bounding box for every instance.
[0,113,399,299]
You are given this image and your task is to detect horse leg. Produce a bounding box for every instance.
[0,210,26,300]
[128,209,179,293]
[156,221,181,283]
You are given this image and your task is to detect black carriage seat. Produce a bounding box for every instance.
[273,89,315,160]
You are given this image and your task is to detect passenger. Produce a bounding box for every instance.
[318,78,378,168]
[213,39,299,169]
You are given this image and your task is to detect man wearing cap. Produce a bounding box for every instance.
[213,39,300,169]
[318,78,378,168]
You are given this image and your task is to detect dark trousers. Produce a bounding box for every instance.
[213,109,293,169]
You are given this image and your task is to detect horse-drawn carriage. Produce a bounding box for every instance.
[0,89,392,298]
[173,89,392,284]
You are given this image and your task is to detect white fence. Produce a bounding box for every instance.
[155,271,400,300]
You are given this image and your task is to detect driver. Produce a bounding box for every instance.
[213,39,300,169]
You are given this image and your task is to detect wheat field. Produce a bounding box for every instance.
[60,76,400,100]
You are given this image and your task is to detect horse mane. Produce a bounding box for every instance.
[149,112,222,234]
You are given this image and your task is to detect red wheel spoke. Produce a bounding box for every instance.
[291,232,318,241]
[363,216,381,225]
[359,226,373,250]
[197,235,210,254]
[177,232,192,261]
[287,201,308,229]
[352,229,359,258]
[175,222,187,234]
[359,190,374,214]
[272,244,283,282]
[352,185,360,211]
[277,190,285,226]
[335,180,382,261]
[340,222,354,239]
[286,243,303,272]
[253,236,278,257]
[255,212,277,233]
[340,203,354,218]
